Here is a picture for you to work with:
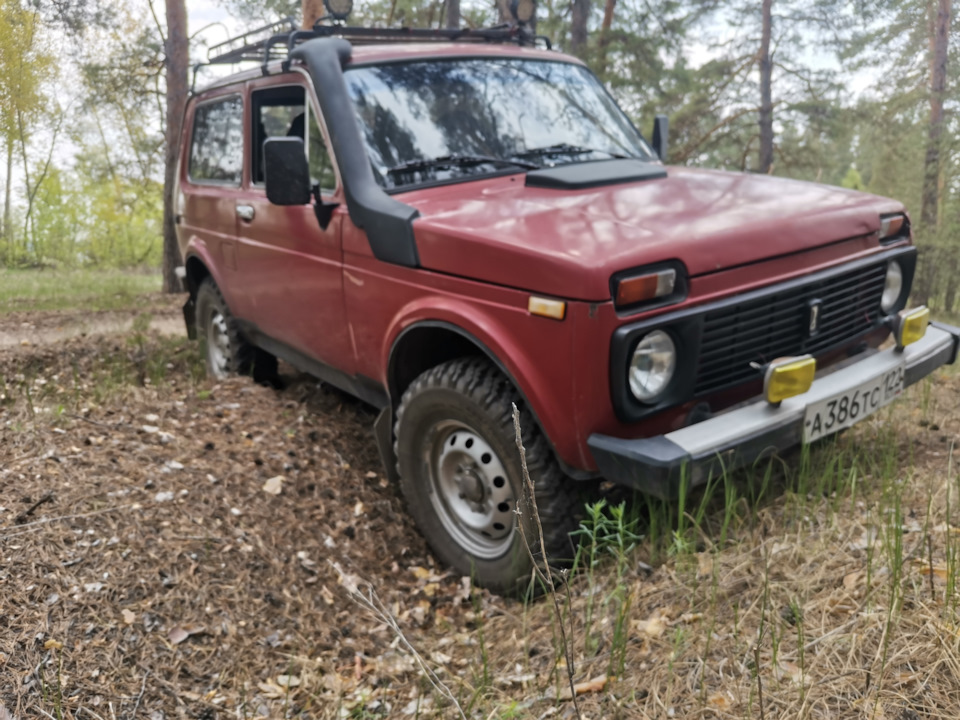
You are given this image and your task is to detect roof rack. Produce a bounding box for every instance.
[206,17,299,65]
[193,19,552,91]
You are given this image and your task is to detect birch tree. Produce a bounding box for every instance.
[0,0,50,262]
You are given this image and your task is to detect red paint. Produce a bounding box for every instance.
[176,47,909,474]
[407,169,903,300]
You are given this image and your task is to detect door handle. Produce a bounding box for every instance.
[236,204,255,222]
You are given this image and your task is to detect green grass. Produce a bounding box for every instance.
[0,268,162,313]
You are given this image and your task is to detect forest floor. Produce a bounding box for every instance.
[2,283,960,720]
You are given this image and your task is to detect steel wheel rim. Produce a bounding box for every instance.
[425,420,516,559]
[207,310,231,379]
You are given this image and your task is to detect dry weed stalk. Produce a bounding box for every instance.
[511,403,582,719]
[0,503,139,540]
[327,560,468,720]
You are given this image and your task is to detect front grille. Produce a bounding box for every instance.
[695,262,888,396]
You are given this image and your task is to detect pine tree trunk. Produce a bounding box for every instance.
[944,269,957,312]
[758,0,774,173]
[920,0,951,233]
[445,0,460,28]
[570,0,590,57]
[597,0,616,75]
[302,0,325,28]
[162,0,188,293]
[495,0,511,23]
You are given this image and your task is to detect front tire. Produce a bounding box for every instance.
[195,278,277,383]
[394,357,588,595]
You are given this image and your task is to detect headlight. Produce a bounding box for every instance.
[629,330,676,402]
[881,261,903,313]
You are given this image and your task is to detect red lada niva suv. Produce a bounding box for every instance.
[175,19,960,592]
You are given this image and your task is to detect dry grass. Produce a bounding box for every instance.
[2,318,960,719]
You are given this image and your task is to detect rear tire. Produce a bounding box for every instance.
[394,357,589,595]
[195,278,277,384]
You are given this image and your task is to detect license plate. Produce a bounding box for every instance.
[803,363,905,443]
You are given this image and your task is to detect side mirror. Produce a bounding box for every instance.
[264,137,311,205]
[652,114,668,162]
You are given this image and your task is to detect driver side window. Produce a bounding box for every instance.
[251,83,336,195]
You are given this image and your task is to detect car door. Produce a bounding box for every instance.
[234,74,353,373]
[180,92,244,312]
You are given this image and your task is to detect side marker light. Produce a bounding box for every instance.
[528,296,566,320]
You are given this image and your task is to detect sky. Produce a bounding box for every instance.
[188,0,247,61]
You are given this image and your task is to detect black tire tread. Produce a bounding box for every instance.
[394,356,587,570]
[196,278,278,382]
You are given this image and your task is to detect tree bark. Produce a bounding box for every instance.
[920,0,951,233]
[445,0,460,28]
[758,0,774,173]
[945,265,957,312]
[570,0,590,58]
[162,0,187,293]
[597,0,616,75]
[302,0,325,28]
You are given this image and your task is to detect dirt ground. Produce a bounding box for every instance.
[0,304,457,719]
[4,304,960,720]
[0,295,184,349]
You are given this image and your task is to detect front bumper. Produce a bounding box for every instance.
[588,321,960,499]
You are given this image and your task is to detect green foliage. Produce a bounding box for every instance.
[0,0,51,144]
[1,0,164,269]
[2,0,958,289]
[840,166,864,190]
[1,0,56,263]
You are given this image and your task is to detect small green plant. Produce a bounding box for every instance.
[497,700,529,718]
[716,469,737,549]
[465,579,491,711]
[670,470,696,558]
[572,498,642,673]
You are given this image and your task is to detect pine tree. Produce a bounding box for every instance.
[162,0,187,292]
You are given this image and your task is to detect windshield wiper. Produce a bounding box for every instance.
[512,143,630,160]
[387,154,538,175]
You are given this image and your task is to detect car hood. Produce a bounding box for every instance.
[406,166,904,301]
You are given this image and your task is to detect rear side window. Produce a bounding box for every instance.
[189,96,243,185]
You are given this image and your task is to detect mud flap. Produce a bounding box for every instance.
[182,296,197,340]
[373,406,400,483]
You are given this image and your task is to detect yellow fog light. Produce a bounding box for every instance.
[895,306,929,349]
[764,355,816,404]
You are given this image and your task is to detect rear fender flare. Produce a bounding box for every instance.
[182,242,229,340]
[183,240,239,307]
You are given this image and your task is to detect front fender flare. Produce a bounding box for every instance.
[383,299,590,475]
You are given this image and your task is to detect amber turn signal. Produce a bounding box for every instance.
[528,296,566,320]
[879,214,906,241]
[764,355,816,404]
[615,269,676,307]
[894,306,929,349]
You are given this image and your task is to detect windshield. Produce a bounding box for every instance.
[344,58,654,189]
